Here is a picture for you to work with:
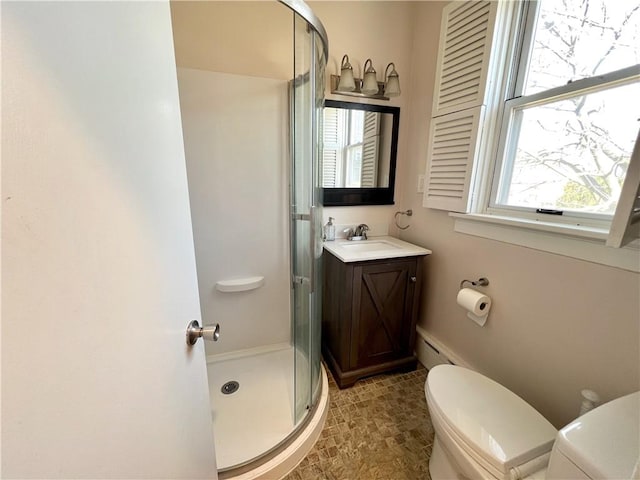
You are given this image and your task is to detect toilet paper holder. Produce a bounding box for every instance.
[459,277,489,289]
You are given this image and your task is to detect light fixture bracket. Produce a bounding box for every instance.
[330,75,389,101]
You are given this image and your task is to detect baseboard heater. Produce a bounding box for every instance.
[417,337,454,370]
[414,326,476,371]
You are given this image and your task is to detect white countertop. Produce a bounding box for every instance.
[323,236,432,263]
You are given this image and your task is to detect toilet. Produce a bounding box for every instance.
[425,364,640,480]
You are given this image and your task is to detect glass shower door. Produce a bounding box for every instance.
[291,12,324,425]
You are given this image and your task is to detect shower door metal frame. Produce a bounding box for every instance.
[289,8,326,426]
[279,0,329,62]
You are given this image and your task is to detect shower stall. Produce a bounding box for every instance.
[170,0,328,474]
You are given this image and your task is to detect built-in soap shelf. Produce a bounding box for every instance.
[215,276,264,293]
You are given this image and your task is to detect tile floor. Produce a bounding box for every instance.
[285,364,434,480]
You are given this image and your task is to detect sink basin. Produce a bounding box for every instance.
[323,236,432,263]
[341,240,401,253]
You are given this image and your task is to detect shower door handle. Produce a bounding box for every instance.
[186,320,220,346]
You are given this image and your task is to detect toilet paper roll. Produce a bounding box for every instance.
[457,288,491,326]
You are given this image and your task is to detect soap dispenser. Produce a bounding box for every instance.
[324,217,335,241]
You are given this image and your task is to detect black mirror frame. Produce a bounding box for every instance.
[322,100,400,207]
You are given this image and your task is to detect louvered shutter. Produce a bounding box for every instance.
[323,108,340,188]
[424,0,499,212]
[607,130,640,247]
[424,107,484,211]
[432,1,498,117]
[361,111,380,188]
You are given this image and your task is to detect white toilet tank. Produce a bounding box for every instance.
[546,391,640,479]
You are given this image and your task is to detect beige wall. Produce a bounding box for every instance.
[309,1,415,234]
[309,1,638,428]
[171,1,292,79]
[399,2,639,428]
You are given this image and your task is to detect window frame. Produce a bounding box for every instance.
[482,0,640,229]
[422,0,640,263]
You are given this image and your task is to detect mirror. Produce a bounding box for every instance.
[322,100,399,206]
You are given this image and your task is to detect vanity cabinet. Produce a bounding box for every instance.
[322,250,426,388]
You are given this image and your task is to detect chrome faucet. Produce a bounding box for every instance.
[343,224,370,240]
[343,227,355,240]
[354,224,369,240]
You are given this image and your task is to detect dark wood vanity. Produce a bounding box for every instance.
[321,247,427,388]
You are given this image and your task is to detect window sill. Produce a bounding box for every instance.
[450,213,639,272]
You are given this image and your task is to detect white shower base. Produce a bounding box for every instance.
[207,344,311,471]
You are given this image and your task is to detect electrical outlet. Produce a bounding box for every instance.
[417,174,425,193]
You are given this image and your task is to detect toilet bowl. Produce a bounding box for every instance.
[425,364,640,480]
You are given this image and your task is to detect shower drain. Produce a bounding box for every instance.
[221,381,240,395]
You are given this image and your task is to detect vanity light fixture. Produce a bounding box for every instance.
[336,54,356,92]
[361,59,379,95]
[384,63,401,97]
[330,54,401,101]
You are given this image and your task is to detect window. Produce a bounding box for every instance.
[490,0,640,227]
[322,107,382,188]
[345,109,364,187]
[424,0,640,261]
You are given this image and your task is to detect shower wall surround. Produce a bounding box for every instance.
[177,68,291,355]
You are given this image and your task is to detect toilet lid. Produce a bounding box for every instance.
[426,365,557,474]
[554,391,640,480]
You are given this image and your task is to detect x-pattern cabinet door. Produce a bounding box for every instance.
[350,259,417,369]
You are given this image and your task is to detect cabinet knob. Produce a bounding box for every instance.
[410,276,417,283]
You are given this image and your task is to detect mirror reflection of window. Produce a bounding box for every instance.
[323,107,388,188]
[350,110,364,143]
[346,110,364,187]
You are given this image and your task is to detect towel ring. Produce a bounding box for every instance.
[394,209,413,230]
